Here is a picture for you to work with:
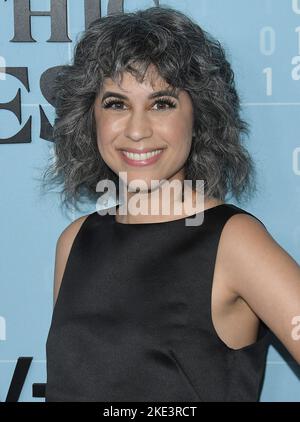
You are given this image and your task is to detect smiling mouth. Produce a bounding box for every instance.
[120,149,164,166]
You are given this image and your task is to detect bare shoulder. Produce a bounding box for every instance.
[218,211,300,364]
[218,212,273,276]
[53,214,90,307]
[215,212,274,299]
[219,210,299,287]
[222,212,283,264]
[57,214,90,247]
[221,212,270,246]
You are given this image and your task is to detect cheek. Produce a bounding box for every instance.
[95,117,115,156]
[163,118,193,154]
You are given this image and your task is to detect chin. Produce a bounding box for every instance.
[119,177,162,193]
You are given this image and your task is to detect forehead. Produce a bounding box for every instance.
[102,68,175,94]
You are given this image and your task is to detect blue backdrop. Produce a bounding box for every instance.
[0,0,299,401]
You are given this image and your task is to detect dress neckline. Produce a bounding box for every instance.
[110,203,230,226]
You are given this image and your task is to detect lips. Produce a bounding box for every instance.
[120,147,164,153]
[119,148,164,167]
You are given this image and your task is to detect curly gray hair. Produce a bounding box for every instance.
[41,5,257,212]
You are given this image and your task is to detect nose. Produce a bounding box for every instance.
[124,109,153,142]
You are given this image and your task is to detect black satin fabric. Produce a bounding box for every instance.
[45,203,270,402]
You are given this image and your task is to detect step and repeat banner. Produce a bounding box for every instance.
[0,0,300,402]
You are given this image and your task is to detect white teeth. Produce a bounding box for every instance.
[122,149,163,161]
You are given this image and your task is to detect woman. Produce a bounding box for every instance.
[42,6,300,401]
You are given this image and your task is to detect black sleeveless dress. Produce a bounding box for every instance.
[45,203,270,402]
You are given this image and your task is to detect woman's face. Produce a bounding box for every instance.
[93,67,194,194]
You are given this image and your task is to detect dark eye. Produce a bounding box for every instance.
[102,100,125,110]
[101,97,177,111]
[153,98,177,111]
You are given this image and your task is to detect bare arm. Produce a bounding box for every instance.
[219,213,300,364]
[53,215,89,307]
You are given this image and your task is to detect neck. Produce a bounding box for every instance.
[115,182,210,224]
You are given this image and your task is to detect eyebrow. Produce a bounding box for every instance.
[100,89,179,102]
